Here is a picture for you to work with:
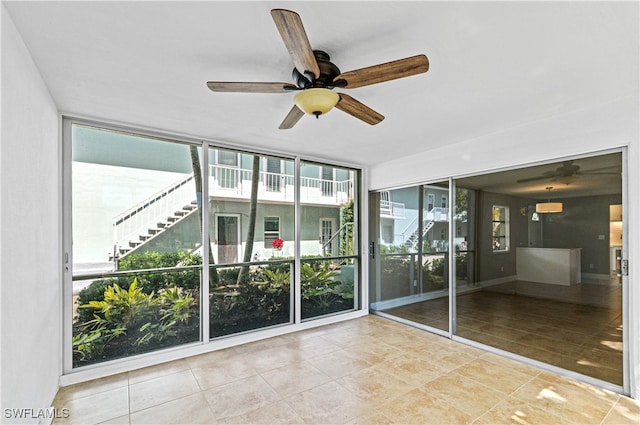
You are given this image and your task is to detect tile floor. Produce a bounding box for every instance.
[52,315,639,424]
[384,282,624,385]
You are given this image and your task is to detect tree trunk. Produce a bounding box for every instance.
[237,155,260,284]
[189,146,219,285]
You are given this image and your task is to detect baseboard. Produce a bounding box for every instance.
[582,272,617,285]
[477,275,518,288]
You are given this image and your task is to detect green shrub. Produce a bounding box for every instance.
[73,277,197,365]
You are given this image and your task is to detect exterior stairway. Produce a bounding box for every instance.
[111,201,198,260]
[405,220,435,250]
[110,173,198,261]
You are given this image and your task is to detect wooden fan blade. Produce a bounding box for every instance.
[207,81,298,93]
[279,105,305,129]
[334,54,429,89]
[335,93,384,125]
[271,9,320,79]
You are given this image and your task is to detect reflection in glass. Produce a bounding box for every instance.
[371,183,450,332]
[455,152,623,385]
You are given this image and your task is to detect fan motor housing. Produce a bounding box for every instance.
[292,50,341,89]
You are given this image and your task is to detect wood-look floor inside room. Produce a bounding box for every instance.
[383,281,623,386]
[52,315,639,425]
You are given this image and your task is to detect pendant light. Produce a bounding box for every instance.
[536,186,563,213]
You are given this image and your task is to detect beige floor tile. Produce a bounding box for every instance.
[372,351,446,386]
[130,393,215,424]
[203,374,281,419]
[260,360,332,397]
[602,396,640,425]
[336,366,415,405]
[185,347,236,368]
[473,395,573,425]
[190,354,258,390]
[129,370,200,413]
[317,328,370,348]
[380,387,474,425]
[478,352,543,377]
[343,410,394,425]
[53,387,129,425]
[284,380,371,424]
[128,358,190,384]
[341,339,404,365]
[231,334,294,355]
[218,400,305,425]
[51,313,631,425]
[96,415,130,425]
[54,372,129,403]
[511,376,618,424]
[240,344,305,373]
[311,349,373,379]
[288,333,343,357]
[423,372,507,418]
[454,358,534,395]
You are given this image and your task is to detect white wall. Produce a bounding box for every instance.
[370,96,640,397]
[1,5,62,420]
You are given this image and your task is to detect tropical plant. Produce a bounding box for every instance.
[300,263,340,308]
[74,278,197,363]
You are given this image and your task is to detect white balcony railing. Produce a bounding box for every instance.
[112,166,353,256]
[209,164,351,205]
[380,200,405,218]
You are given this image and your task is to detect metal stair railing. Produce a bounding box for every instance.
[322,222,354,257]
[113,174,196,252]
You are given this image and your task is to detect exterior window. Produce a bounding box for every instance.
[264,216,280,248]
[492,206,509,252]
[427,194,435,211]
[441,195,447,208]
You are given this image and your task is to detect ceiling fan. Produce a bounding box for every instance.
[517,160,620,184]
[206,9,429,129]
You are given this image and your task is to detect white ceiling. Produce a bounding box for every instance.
[4,1,638,171]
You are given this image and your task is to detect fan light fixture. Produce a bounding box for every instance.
[294,88,339,118]
[536,187,563,213]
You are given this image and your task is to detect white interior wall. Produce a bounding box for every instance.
[370,96,640,397]
[1,5,62,417]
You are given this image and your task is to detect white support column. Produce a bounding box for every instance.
[201,145,210,343]
[294,157,302,324]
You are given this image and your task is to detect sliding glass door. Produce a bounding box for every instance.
[370,182,450,333]
[371,151,626,389]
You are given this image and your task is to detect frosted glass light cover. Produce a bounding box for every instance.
[294,88,339,115]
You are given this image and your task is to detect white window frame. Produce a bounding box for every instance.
[264,216,281,249]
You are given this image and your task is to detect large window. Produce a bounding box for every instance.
[65,120,361,369]
[491,205,509,252]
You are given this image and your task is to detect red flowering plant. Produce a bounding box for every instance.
[272,238,284,250]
